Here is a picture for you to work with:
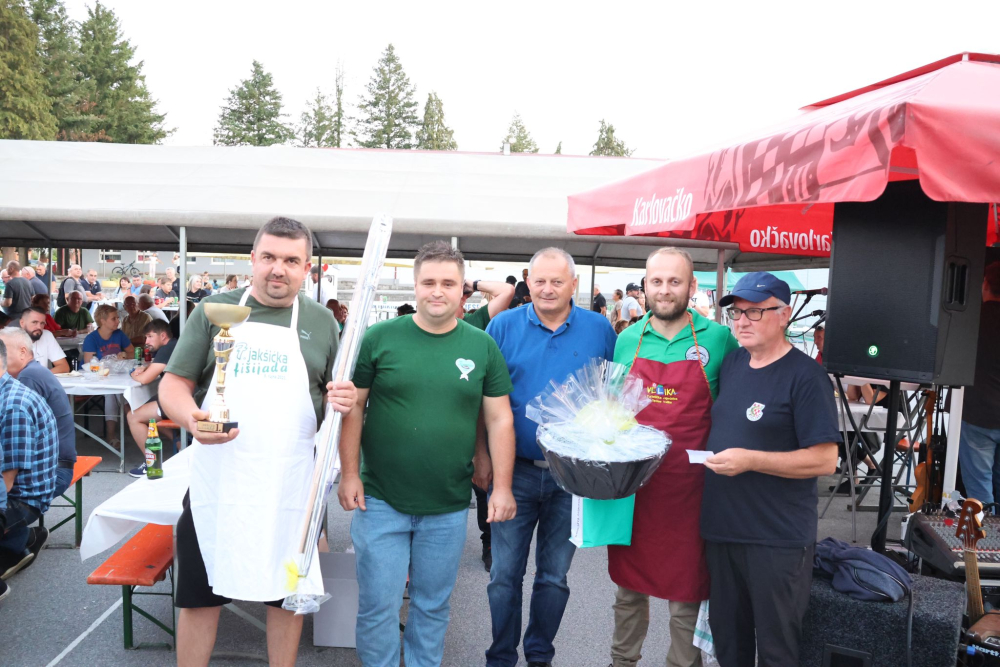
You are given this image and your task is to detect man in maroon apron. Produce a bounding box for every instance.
[608,248,738,667]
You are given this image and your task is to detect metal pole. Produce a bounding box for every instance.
[871,379,901,554]
[942,386,964,501]
[715,249,725,323]
[315,251,323,303]
[179,227,188,449]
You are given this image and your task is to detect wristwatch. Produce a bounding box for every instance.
[473,280,480,293]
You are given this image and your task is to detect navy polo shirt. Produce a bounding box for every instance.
[487,301,617,459]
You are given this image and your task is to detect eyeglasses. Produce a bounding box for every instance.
[727,306,783,321]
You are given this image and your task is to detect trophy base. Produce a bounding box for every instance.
[196,420,238,434]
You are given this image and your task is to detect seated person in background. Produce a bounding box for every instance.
[325,299,346,331]
[30,294,71,337]
[18,308,69,374]
[155,277,177,302]
[169,299,197,340]
[79,268,104,306]
[219,274,239,293]
[614,319,630,335]
[139,284,153,296]
[83,305,135,446]
[0,328,76,498]
[54,290,94,335]
[185,276,211,302]
[129,275,144,296]
[125,320,176,477]
[0,338,58,580]
[813,325,825,364]
[138,293,168,323]
[121,296,152,349]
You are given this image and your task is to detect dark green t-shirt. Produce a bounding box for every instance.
[165,288,338,425]
[462,306,491,331]
[354,315,513,515]
[54,305,94,330]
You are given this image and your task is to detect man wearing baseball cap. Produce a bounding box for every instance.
[620,283,644,322]
[701,271,841,667]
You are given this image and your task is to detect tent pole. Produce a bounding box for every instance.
[179,225,188,450]
[715,249,725,323]
[316,249,323,303]
[590,244,602,310]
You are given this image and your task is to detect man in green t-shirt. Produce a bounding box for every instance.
[54,291,94,333]
[455,276,515,571]
[159,217,358,667]
[338,241,517,667]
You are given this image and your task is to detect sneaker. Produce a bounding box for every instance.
[18,527,48,575]
[0,549,34,580]
[129,464,147,478]
[482,544,492,573]
[0,578,9,603]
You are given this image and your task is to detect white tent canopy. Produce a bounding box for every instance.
[0,140,824,271]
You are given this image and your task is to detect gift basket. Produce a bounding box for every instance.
[525,359,670,500]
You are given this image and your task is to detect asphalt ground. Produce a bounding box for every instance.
[0,434,902,667]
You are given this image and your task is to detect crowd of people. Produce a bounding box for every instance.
[8,227,994,667]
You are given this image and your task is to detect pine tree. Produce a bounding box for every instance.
[297,88,334,147]
[213,60,292,146]
[500,113,538,153]
[589,119,633,157]
[30,0,92,140]
[555,141,562,154]
[355,44,419,149]
[331,62,345,147]
[77,1,168,143]
[415,92,456,150]
[0,0,58,139]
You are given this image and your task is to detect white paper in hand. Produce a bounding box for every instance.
[687,450,712,465]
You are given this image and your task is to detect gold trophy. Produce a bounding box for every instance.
[196,303,252,434]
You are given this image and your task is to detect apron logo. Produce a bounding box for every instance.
[456,358,475,380]
[300,329,311,340]
[232,342,290,379]
[685,344,710,366]
[646,383,678,404]
[746,402,765,422]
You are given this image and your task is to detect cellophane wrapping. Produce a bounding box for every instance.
[525,359,670,500]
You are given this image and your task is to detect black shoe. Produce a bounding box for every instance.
[527,662,552,667]
[482,544,492,572]
[828,479,858,495]
[15,526,49,576]
[0,549,34,580]
[0,578,9,602]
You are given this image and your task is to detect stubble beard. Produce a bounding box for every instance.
[651,297,688,323]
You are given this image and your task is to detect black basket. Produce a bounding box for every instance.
[538,443,668,500]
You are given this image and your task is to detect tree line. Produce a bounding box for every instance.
[1,1,634,156]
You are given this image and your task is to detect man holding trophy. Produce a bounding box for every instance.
[159,217,358,667]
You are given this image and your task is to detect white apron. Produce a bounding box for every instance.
[189,290,324,601]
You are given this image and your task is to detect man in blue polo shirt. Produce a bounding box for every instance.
[484,247,617,667]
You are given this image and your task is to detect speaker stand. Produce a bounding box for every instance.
[871,379,901,554]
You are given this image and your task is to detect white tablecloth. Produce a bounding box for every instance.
[836,400,906,433]
[56,335,85,351]
[58,369,157,410]
[80,443,195,560]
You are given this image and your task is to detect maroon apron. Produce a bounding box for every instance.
[607,315,713,602]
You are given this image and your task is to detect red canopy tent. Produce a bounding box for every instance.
[568,53,1000,254]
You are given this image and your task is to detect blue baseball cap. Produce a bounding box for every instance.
[719,271,791,307]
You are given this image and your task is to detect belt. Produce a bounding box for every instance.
[58,460,76,469]
[516,456,549,469]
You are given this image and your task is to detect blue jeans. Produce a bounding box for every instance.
[0,498,41,554]
[351,496,468,667]
[486,460,577,667]
[53,466,73,500]
[958,421,1000,505]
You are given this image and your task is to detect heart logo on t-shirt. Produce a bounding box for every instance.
[455,358,475,381]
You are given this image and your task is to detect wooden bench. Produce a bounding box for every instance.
[38,455,102,548]
[87,523,175,649]
[156,419,185,453]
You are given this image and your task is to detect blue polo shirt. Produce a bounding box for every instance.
[487,301,617,459]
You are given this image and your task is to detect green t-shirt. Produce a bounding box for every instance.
[354,315,513,515]
[165,288,338,425]
[613,309,739,399]
[54,305,94,330]
[462,306,491,331]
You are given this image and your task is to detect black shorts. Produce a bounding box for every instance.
[174,491,284,609]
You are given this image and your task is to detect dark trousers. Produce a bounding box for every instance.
[0,498,42,554]
[705,541,814,667]
[474,484,491,547]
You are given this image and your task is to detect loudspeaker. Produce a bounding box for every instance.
[825,180,988,385]
[800,575,964,667]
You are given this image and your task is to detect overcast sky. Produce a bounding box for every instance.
[62,0,1000,159]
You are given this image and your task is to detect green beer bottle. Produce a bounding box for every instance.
[145,420,163,480]
[135,346,143,364]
